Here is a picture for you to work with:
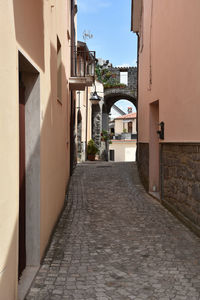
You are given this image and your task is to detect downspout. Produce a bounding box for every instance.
[70,0,74,175]
[148,0,153,90]
[70,0,77,175]
[85,87,88,161]
[136,32,140,163]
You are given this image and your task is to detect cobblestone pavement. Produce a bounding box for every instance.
[26,162,200,300]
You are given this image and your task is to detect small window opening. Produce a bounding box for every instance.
[120,71,128,85]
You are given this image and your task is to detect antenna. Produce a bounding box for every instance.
[83,30,93,41]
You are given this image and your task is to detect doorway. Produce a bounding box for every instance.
[18,52,40,279]
[149,100,160,196]
[128,121,132,133]
[77,109,82,161]
[19,79,26,278]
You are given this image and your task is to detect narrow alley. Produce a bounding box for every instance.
[26,162,200,300]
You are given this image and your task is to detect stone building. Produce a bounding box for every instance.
[102,67,137,130]
[131,0,200,235]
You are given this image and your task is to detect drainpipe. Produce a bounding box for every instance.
[85,87,88,161]
[136,32,140,163]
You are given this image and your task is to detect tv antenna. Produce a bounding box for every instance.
[83,30,93,41]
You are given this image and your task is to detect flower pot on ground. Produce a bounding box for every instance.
[87,154,96,161]
[87,139,98,161]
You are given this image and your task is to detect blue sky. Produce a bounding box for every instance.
[77,0,137,114]
[77,0,137,67]
[110,100,136,119]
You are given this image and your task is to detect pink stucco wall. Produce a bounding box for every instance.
[138,0,200,143]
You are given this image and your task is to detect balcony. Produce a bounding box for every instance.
[112,133,137,140]
[69,49,96,90]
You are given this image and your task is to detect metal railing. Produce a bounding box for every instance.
[112,133,137,140]
[71,50,96,78]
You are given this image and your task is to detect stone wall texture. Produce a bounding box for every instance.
[161,143,200,231]
[92,104,101,148]
[109,67,137,91]
[137,143,149,191]
[128,67,137,91]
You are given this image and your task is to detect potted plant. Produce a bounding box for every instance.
[121,128,131,140]
[87,139,98,161]
[101,130,113,143]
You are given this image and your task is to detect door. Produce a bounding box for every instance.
[70,92,76,175]
[149,100,160,193]
[128,121,132,133]
[18,80,26,278]
[110,149,115,161]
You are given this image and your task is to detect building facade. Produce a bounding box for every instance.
[109,112,137,162]
[0,1,92,299]
[75,78,104,162]
[114,112,137,136]
[132,0,200,234]
[70,41,97,164]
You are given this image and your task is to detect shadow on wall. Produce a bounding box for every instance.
[13,0,45,72]
[39,43,70,255]
[0,220,19,300]
[0,40,70,299]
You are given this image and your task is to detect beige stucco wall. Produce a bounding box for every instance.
[87,86,93,142]
[132,119,137,134]
[76,89,88,161]
[115,118,136,134]
[0,2,22,299]
[76,86,93,162]
[40,0,71,258]
[95,80,104,102]
[115,119,124,134]
[138,0,200,143]
[0,1,71,299]
[109,141,137,162]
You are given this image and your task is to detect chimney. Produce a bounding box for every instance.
[128,107,132,114]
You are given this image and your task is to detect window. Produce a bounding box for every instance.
[57,36,62,102]
[128,121,133,133]
[120,72,128,85]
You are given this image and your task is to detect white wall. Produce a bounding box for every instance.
[109,140,136,162]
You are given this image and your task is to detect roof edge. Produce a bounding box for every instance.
[131,0,142,33]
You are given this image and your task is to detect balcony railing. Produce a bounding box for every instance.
[112,133,137,140]
[71,50,96,78]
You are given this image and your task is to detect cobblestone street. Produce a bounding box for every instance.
[26,162,200,300]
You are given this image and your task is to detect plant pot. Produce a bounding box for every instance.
[88,154,96,161]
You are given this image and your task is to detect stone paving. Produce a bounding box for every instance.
[26,162,200,300]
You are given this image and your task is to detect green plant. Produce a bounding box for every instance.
[95,65,102,82]
[101,130,113,144]
[103,82,127,89]
[123,128,127,133]
[95,63,127,89]
[87,139,99,155]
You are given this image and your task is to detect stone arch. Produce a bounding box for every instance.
[104,88,137,114]
[102,86,137,132]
